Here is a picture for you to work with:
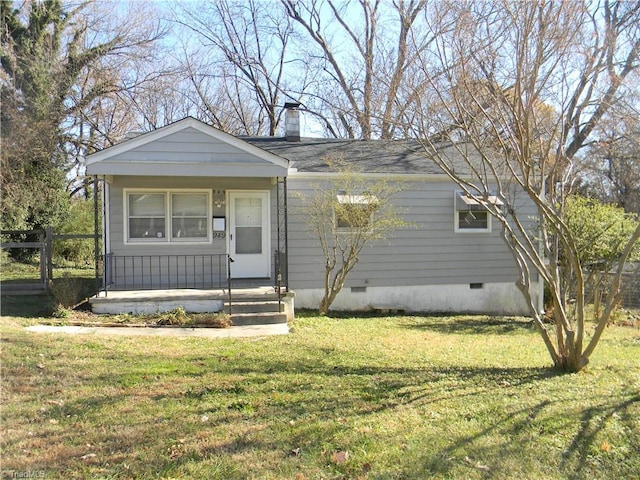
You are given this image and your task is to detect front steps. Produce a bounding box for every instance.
[227,300,287,325]
[225,290,288,326]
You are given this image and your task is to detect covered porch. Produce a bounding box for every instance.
[84,117,294,324]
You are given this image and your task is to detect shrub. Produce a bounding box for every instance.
[51,306,72,319]
[49,274,92,309]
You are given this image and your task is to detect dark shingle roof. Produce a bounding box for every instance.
[244,137,469,175]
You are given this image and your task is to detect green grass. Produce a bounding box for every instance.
[1,312,639,479]
[1,256,98,312]
[1,253,96,282]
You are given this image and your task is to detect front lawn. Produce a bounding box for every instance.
[1,313,638,479]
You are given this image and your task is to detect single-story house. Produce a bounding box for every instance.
[85,105,541,319]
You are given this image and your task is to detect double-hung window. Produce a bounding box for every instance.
[126,190,211,243]
[454,191,502,233]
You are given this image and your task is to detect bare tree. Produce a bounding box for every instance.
[282,0,446,139]
[174,0,299,136]
[295,157,410,314]
[413,0,640,372]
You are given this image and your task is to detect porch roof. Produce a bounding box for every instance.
[86,117,289,178]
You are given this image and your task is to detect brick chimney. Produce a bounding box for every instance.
[284,102,301,142]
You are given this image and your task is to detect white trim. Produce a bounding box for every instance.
[123,188,213,245]
[456,192,503,209]
[103,178,110,254]
[337,194,377,204]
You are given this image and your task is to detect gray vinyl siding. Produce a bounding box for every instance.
[287,176,536,289]
[120,129,271,163]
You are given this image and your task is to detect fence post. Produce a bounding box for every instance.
[45,226,53,289]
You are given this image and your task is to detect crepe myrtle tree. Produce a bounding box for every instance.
[295,157,410,315]
[413,0,640,372]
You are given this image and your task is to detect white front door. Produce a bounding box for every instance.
[228,191,270,278]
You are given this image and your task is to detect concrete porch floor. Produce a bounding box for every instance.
[92,286,277,301]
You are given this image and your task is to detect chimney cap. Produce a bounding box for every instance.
[284,102,301,109]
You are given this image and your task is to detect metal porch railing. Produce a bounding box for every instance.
[101,253,231,292]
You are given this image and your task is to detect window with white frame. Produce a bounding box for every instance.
[454,191,502,233]
[126,190,211,243]
[336,193,378,229]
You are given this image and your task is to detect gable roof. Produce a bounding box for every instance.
[86,117,289,177]
[86,116,480,178]
[245,137,474,175]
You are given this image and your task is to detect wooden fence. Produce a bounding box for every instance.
[1,227,99,295]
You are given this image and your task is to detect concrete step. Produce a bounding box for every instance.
[225,300,283,314]
[230,311,288,325]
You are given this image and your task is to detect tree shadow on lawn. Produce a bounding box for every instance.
[182,350,639,478]
[560,391,640,480]
[0,294,56,318]
[157,354,570,477]
[404,314,536,335]
[6,337,638,479]
[406,392,640,480]
[5,342,560,474]
[422,387,640,479]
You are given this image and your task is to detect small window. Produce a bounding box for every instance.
[454,191,501,233]
[336,194,377,230]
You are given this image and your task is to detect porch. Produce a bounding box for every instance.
[90,286,295,325]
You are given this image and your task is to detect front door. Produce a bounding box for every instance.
[228,191,270,278]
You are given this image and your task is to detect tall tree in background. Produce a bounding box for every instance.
[174,0,300,136]
[412,0,640,371]
[171,0,446,139]
[577,102,640,214]
[282,0,444,139]
[1,0,166,230]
